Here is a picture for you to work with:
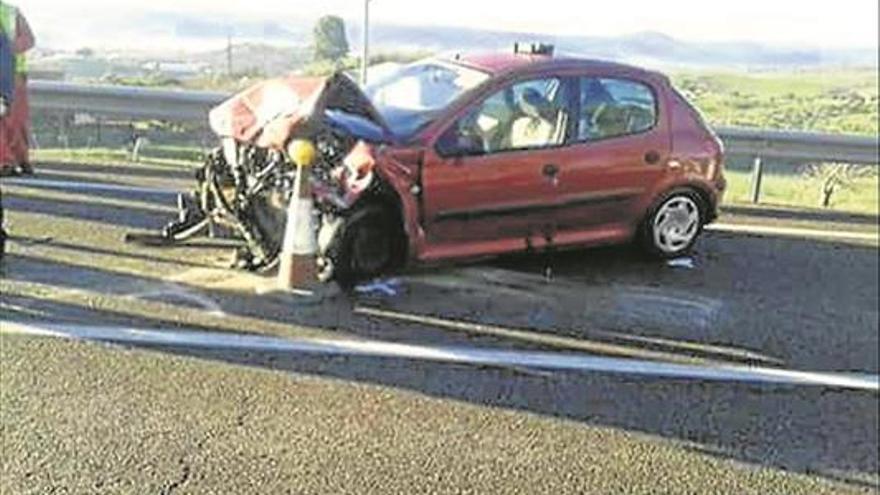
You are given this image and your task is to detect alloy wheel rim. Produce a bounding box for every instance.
[653,196,700,254]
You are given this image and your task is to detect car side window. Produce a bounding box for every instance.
[437,77,568,157]
[577,77,657,142]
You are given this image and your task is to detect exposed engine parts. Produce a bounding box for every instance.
[126,71,404,284]
[157,121,364,272]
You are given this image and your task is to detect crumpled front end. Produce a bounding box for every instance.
[151,72,394,276]
[208,72,387,150]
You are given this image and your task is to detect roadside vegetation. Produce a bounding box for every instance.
[723,169,878,216]
[671,69,879,214]
[671,69,879,136]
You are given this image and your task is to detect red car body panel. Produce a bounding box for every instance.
[209,76,326,148]
[209,73,388,151]
[367,55,724,264]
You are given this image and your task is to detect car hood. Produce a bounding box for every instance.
[208,72,391,149]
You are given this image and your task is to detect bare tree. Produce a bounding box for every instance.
[803,163,878,208]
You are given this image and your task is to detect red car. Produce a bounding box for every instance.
[178,44,725,284]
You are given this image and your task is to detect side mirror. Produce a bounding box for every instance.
[455,134,484,155]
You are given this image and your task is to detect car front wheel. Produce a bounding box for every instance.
[640,189,704,259]
[325,203,404,287]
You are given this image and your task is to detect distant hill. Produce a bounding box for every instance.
[362,25,877,69]
[156,13,878,68]
[36,12,878,70]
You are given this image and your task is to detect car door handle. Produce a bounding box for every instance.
[542,163,559,178]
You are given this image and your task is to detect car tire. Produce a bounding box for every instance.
[327,203,404,287]
[639,188,705,259]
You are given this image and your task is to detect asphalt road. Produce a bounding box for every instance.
[1,160,878,494]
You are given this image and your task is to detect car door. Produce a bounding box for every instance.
[420,76,571,252]
[553,76,669,234]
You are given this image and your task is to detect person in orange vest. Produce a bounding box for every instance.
[0,1,34,176]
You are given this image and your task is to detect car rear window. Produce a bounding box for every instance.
[577,77,657,141]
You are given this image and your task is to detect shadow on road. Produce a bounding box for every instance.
[3,237,878,488]
[8,236,217,270]
[3,192,170,231]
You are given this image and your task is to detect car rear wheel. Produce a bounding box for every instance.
[640,189,704,259]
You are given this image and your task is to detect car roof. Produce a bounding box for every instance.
[447,52,662,80]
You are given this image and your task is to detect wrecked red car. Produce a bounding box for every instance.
[161,45,725,284]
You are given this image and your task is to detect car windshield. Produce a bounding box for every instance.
[365,60,490,139]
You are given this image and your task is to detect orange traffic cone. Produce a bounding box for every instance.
[277,139,319,290]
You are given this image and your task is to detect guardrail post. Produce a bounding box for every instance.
[58,112,69,148]
[130,136,144,163]
[749,155,764,204]
[128,123,144,162]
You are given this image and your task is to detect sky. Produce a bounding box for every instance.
[13,0,880,51]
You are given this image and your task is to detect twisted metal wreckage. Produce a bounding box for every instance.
[136,73,401,284]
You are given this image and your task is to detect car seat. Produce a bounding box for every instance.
[509,88,557,149]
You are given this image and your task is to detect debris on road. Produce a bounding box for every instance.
[666,257,696,269]
[355,278,402,297]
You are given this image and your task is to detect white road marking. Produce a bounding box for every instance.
[2,178,178,196]
[125,283,226,318]
[709,223,879,242]
[3,320,876,392]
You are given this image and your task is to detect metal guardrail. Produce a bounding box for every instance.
[718,127,879,164]
[716,127,878,203]
[29,80,226,122]
[29,80,880,203]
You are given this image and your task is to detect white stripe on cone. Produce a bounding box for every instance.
[277,165,318,289]
[284,197,318,255]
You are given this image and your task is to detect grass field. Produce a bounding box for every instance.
[671,69,879,135]
[723,169,879,216]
